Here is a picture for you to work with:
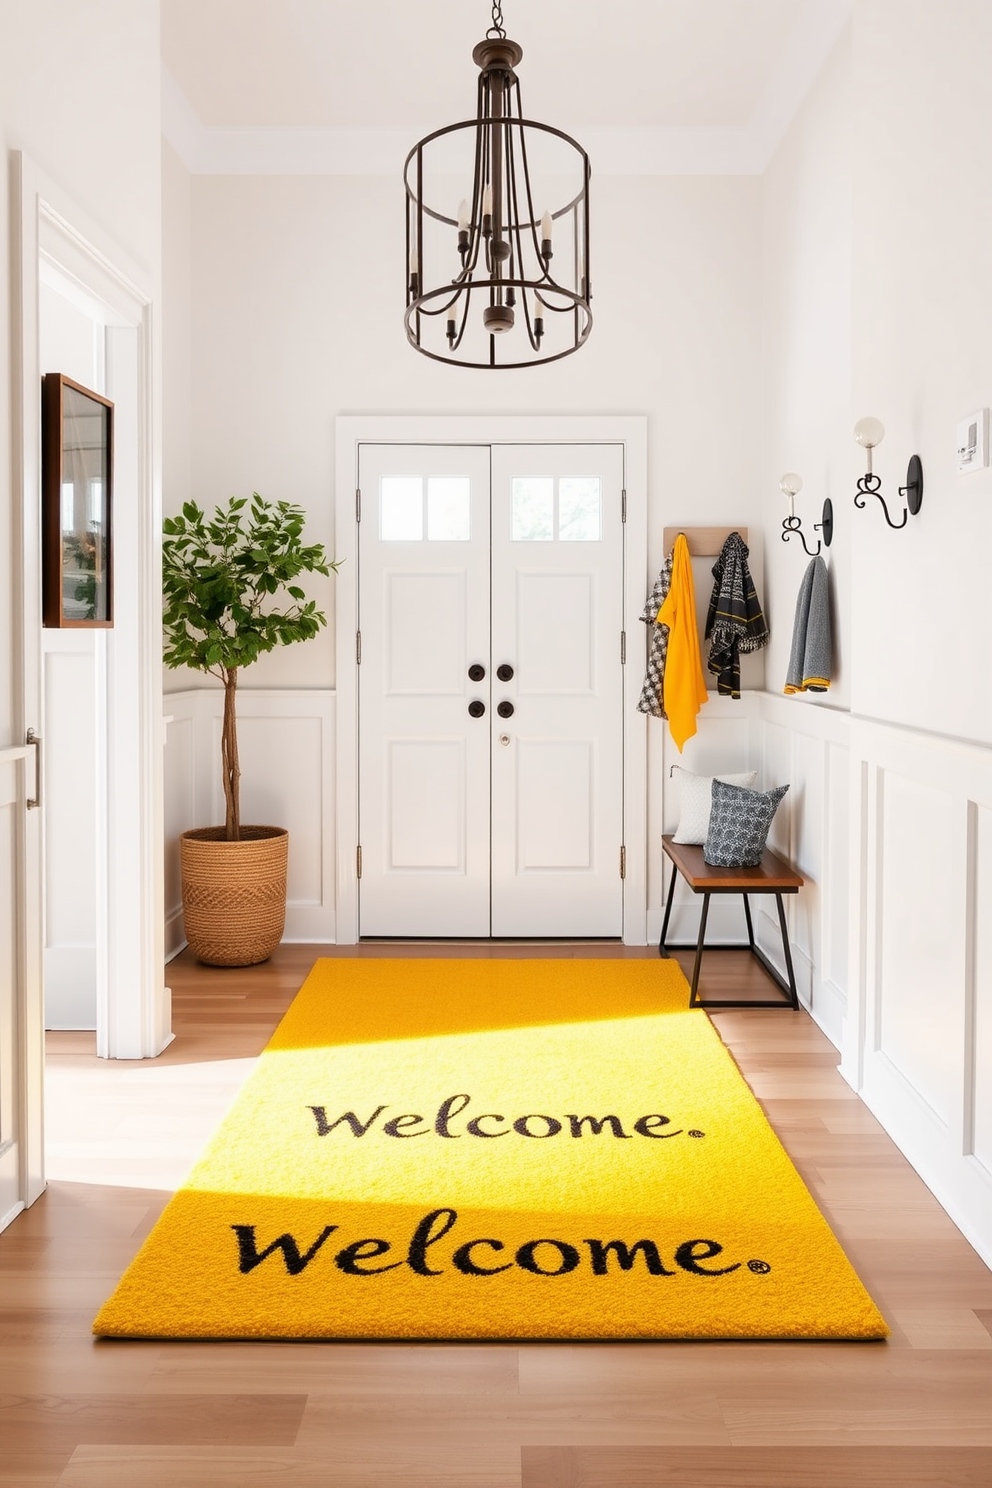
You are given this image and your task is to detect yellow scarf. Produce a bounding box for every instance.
[656,534,708,750]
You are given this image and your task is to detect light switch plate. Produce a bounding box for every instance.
[957,408,989,473]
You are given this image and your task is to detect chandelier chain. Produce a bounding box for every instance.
[487,0,506,39]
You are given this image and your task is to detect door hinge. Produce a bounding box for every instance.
[356,630,362,664]
[620,845,626,880]
[356,487,361,522]
[621,488,627,523]
[356,845,363,879]
[620,630,626,665]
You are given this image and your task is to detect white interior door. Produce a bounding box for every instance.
[358,441,625,938]
[490,445,624,936]
[358,446,492,936]
[0,740,42,1230]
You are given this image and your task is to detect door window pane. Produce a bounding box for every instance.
[380,476,423,540]
[511,477,554,541]
[426,476,471,540]
[559,477,602,541]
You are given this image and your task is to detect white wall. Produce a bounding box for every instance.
[0,0,163,1055]
[159,0,992,1257]
[850,0,992,744]
[757,1,992,1263]
[178,172,764,688]
[761,20,853,705]
[165,170,765,926]
[162,139,193,580]
[38,282,105,1029]
[0,0,161,740]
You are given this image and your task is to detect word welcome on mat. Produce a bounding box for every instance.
[94,959,887,1340]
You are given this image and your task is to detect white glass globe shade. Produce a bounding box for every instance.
[779,472,803,497]
[854,417,885,449]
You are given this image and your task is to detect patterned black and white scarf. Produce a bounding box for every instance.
[637,554,674,718]
[705,532,769,697]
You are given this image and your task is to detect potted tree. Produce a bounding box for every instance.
[163,494,338,965]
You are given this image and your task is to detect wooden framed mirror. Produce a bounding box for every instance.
[42,372,114,627]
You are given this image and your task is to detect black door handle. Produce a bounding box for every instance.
[468,663,486,681]
[497,700,514,719]
[468,700,486,718]
[496,663,514,682]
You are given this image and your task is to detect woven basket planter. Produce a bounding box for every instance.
[180,826,288,966]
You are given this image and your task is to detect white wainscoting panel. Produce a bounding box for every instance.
[825,738,851,1005]
[876,770,960,1126]
[163,706,195,958]
[163,689,336,956]
[0,763,18,1153]
[651,696,756,949]
[847,716,992,1266]
[973,803,992,1180]
[751,696,852,1042]
[43,632,100,1029]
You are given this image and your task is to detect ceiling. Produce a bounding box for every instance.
[161,0,852,174]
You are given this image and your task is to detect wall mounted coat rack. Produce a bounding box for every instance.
[662,526,748,556]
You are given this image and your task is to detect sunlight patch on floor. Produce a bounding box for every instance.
[45,1056,258,1190]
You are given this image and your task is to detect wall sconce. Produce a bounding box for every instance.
[853,418,923,529]
[780,472,833,557]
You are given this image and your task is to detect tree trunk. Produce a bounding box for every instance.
[221,667,241,841]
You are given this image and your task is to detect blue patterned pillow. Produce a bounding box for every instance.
[703,780,789,867]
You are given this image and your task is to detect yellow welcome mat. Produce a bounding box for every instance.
[94,959,887,1341]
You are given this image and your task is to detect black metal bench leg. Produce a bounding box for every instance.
[658,858,678,957]
[742,892,755,950]
[774,892,801,1010]
[688,892,711,1007]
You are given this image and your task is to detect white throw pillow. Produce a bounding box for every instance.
[671,765,758,845]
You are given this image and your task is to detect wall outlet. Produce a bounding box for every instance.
[956,408,989,473]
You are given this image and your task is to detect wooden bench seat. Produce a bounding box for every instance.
[659,834,804,1009]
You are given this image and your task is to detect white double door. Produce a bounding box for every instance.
[358,442,626,938]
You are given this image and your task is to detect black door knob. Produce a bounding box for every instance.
[468,700,486,718]
[468,663,486,682]
[497,700,514,719]
[496,664,514,682]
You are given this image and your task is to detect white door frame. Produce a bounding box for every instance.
[14,153,169,1066]
[334,414,648,945]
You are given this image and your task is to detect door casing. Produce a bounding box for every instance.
[334,414,648,944]
[13,157,168,1069]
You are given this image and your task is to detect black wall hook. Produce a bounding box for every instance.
[781,513,820,557]
[855,459,923,529]
[780,474,832,556]
[853,418,923,529]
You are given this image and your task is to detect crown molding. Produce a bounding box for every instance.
[162,0,851,179]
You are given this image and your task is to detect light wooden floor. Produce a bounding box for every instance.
[3,942,991,1487]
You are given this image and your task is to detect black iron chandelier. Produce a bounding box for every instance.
[404,0,592,369]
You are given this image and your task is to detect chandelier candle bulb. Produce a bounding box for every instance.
[541,209,553,257]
